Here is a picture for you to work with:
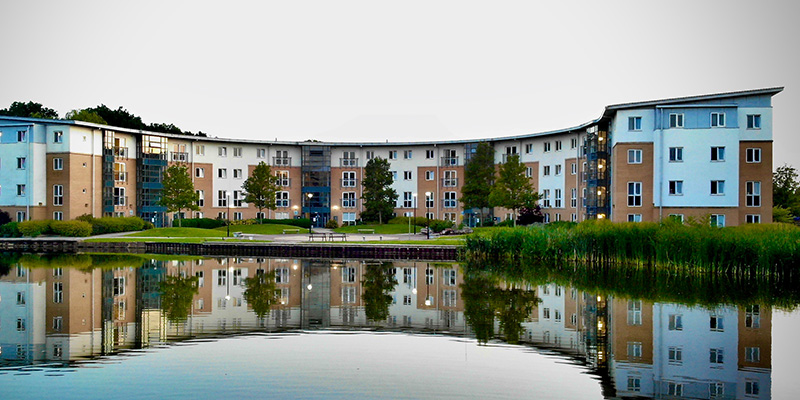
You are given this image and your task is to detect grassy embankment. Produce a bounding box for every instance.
[465,220,800,275]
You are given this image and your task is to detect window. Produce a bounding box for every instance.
[668,382,684,396]
[233,190,244,207]
[276,191,289,208]
[747,114,761,129]
[342,171,357,187]
[276,170,290,186]
[443,192,457,208]
[366,150,374,160]
[669,214,684,223]
[17,318,26,331]
[389,150,397,159]
[112,277,124,296]
[342,192,356,208]
[543,165,551,176]
[669,113,684,128]
[746,181,761,207]
[195,167,204,178]
[543,307,551,319]
[710,315,724,331]
[525,143,533,153]
[53,211,63,221]
[425,170,434,181]
[391,171,397,180]
[554,309,562,321]
[218,191,228,207]
[196,190,204,207]
[710,180,725,195]
[218,168,227,179]
[628,116,642,131]
[257,148,266,158]
[525,167,532,178]
[425,193,434,208]
[404,171,412,180]
[426,149,434,159]
[746,305,761,328]
[113,187,126,206]
[17,130,26,142]
[627,342,642,358]
[554,189,562,208]
[746,148,761,163]
[51,157,64,171]
[218,146,227,157]
[669,147,683,162]
[17,184,26,196]
[668,180,683,195]
[195,145,205,155]
[17,157,26,169]
[275,267,289,283]
[746,214,761,224]
[555,140,562,151]
[403,150,412,159]
[710,214,726,227]
[233,147,242,157]
[403,191,413,208]
[571,138,578,149]
[555,164,562,175]
[709,348,724,364]
[53,316,63,332]
[628,149,642,164]
[542,189,550,207]
[627,300,642,325]
[628,182,642,207]
[443,170,457,187]
[711,112,725,127]
[53,184,63,205]
[627,214,642,222]
[54,282,63,303]
[711,146,725,161]
[443,269,457,286]
[745,347,760,362]
[16,211,26,222]
[745,380,760,396]
[233,169,243,179]
[17,291,25,305]
[543,142,551,152]
[668,347,683,364]
[627,377,641,392]
[571,188,577,208]
[571,163,577,175]
[669,314,683,330]
[53,130,63,143]
[343,212,356,223]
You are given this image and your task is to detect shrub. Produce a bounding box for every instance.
[495,219,515,227]
[0,210,11,225]
[0,222,21,238]
[325,219,339,229]
[388,216,428,226]
[91,216,146,235]
[51,220,93,237]
[428,219,454,233]
[75,214,95,223]
[18,220,52,237]
[143,220,155,230]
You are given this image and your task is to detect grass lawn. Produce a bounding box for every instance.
[213,224,310,235]
[335,224,425,234]
[125,227,227,238]
[341,237,464,245]
[85,237,270,243]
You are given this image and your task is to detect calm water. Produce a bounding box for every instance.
[1,254,799,399]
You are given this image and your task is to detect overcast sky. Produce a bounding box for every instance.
[1,0,798,167]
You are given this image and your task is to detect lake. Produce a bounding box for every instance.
[1,254,798,399]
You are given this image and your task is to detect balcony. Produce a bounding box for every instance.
[340,158,359,167]
[170,152,189,162]
[341,179,359,188]
[273,157,292,167]
[440,156,459,167]
[341,198,357,208]
[442,178,458,187]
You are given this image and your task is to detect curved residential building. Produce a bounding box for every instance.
[0,87,781,227]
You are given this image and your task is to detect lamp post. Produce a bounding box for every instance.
[306,193,313,233]
[425,191,431,239]
[226,194,231,237]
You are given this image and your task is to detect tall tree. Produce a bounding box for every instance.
[85,105,147,130]
[158,164,199,227]
[65,109,107,124]
[461,142,496,226]
[242,162,279,223]
[0,101,58,119]
[773,164,800,219]
[488,154,539,226]
[361,263,397,322]
[361,157,398,224]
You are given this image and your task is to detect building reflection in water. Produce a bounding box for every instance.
[0,256,772,399]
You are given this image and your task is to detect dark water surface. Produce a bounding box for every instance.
[0,254,798,399]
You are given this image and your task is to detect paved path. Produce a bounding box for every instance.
[82,230,437,244]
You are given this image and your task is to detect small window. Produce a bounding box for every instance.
[627,214,642,222]
[196,145,205,155]
[710,214,726,227]
[555,165,562,175]
[195,167,204,178]
[389,150,397,160]
[218,168,227,179]
[711,146,725,162]
[543,165,550,176]
[404,171,412,180]
[710,315,724,331]
[218,146,227,157]
[53,131,63,143]
[525,143,533,154]
[53,211,63,221]
[17,184,26,196]
[555,141,562,151]
[746,214,761,224]
[571,163,577,175]
[425,150,434,159]
[628,149,642,164]
[233,169,243,179]
[747,114,761,129]
[233,147,242,157]
[669,147,683,162]
[425,171,434,181]
[711,112,726,127]
[17,157,26,169]
[570,138,578,149]
[53,158,63,170]
[746,148,761,163]
[628,116,642,131]
[257,148,266,158]
[17,130,26,142]
[366,151,374,160]
[669,113,684,128]
[543,142,551,152]
[525,167,532,178]
[669,180,683,195]
[627,182,642,207]
[711,180,725,195]
[403,150,412,159]
[669,314,683,330]
[746,181,761,207]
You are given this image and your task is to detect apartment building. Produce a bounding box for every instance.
[0,87,780,227]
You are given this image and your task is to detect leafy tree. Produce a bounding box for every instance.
[159,275,199,322]
[773,206,795,223]
[773,164,800,218]
[242,162,279,223]
[85,105,147,130]
[65,109,107,124]
[0,101,58,119]
[243,271,280,319]
[0,210,11,226]
[461,142,496,226]
[362,263,397,322]
[488,154,539,226]
[461,273,497,344]
[158,164,199,227]
[361,157,398,224]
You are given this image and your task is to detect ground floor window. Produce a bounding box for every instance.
[710,214,726,227]
[746,214,761,224]
[53,211,63,221]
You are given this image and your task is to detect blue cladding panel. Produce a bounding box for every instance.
[659,108,739,129]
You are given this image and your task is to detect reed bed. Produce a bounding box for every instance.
[464,220,800,278]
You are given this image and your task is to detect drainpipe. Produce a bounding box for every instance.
[92,129,97,217]
[657,109,664,221]
[26,125,31,220]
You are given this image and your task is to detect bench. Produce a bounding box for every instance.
[357,229,375,234]
[328,233,347,242]
[309,233,328,241]
[283,229,300,234]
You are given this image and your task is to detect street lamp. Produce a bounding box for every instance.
[425,191,431,239]
[306,193,313,233]
[226,194,231,237]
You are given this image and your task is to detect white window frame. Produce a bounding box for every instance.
[669,147,683,162]
[627,214,642,222]
[218,146,227,157]
[711,180,725,195]
[746,214,761,224]
[668,180,683,196]
[669,113,684,128]
[276,191,289,208]
[628,149,642,164]
[628,116,642,131]
[53,184,63,206]
[711,112,726,127]
[745,148,761,163]
[425,170,434,181]
[218,168,227,179]
[747,114,761,129]
[53,158,63,170]
[710,214,726,227]
[711,146,725,162]
[627,182,642,207]
[746,181,761,207]
[195,167,204,178]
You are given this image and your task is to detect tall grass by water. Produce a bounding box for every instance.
[464,220,800,276]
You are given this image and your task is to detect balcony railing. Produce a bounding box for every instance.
[440,156,459,166]
[341,179,359,188]
[340,158,359,167]
[502,153,519,163]
[341,199,357,208]
[170,152,189,162]
[273,157,292,167]
[442,178,458,187]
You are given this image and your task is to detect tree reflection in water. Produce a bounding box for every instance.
[243,270,280,320]
[461,272,540,344]
[160,275,200,322]
[361,262,397,322]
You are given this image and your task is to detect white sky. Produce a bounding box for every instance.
[1,0,798,168]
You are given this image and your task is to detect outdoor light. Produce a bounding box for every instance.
[306,193,313,233]
[597,190,602,195]
[412,288,417,294]
[307,284,313,290]
[292,264,298,270]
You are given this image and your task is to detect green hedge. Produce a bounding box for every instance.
[0,222,21,238]
[51,220,93,237]
[18,220,52,237]
[91,216,146,235]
